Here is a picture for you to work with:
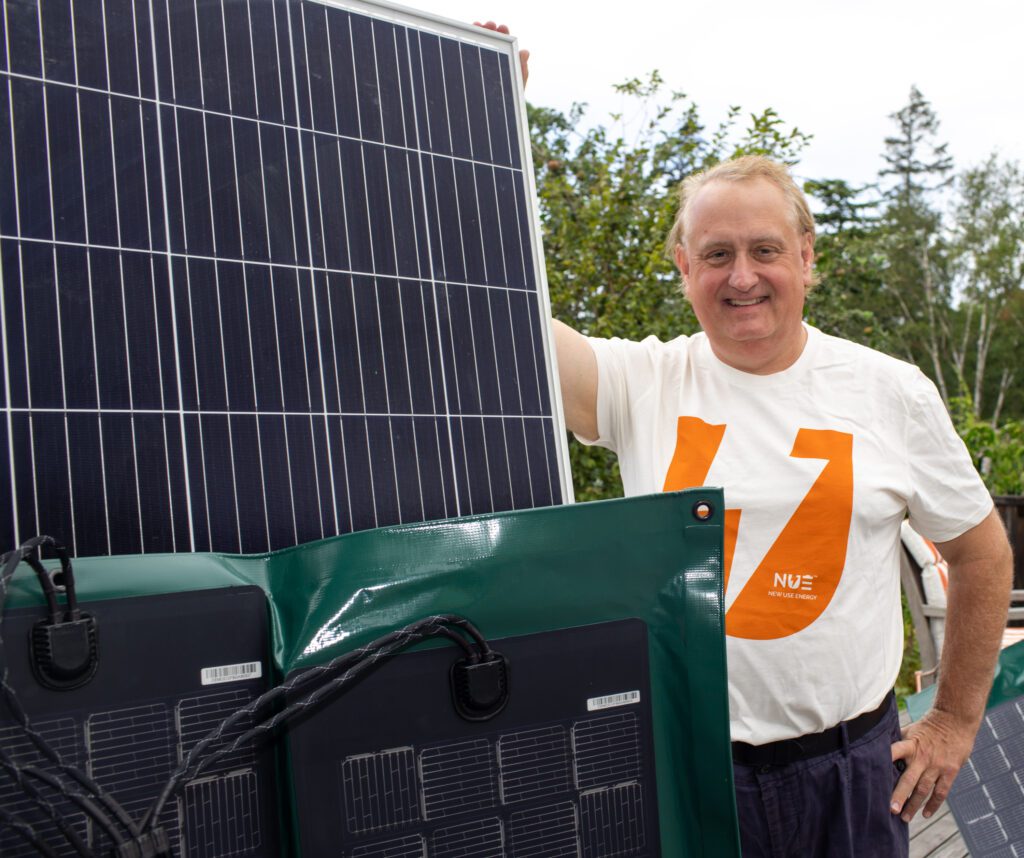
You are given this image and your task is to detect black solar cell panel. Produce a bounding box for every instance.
[0,0,568,557]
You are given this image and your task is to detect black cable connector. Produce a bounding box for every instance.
[451,651,509,721]
[30,613,98,690]
[112,827,171,858]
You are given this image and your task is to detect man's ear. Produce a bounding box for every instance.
[674,244,690,280]
[801,233,815,283]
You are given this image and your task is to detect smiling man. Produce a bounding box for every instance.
[553,156,1013,856]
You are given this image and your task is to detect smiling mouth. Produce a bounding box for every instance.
[725,297,768,307]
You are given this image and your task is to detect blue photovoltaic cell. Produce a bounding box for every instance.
[947,697,1024,856]
[0,0,566,557]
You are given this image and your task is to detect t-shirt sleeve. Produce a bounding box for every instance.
[904,371,993,543]
[574,335,658,454]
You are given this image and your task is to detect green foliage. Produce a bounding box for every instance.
[803,178,893,351]
[950,396,1024,494]
[529,74,810,499]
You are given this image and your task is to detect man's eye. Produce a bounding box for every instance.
[755,246,779,258]
[706,250,729,262]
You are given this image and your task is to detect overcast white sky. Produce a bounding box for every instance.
[423,0,1023,190]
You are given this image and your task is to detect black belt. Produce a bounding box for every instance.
[731,693,893,768]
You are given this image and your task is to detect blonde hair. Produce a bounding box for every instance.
[665,156,817,260]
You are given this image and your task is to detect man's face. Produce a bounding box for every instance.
[674,178,813,374]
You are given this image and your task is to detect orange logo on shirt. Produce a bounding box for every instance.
[663,418,853,640]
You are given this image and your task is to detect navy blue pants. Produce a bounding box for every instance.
[732,697,909,857]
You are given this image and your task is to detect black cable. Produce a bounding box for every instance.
[0,807,59,858]
[21,765,126,847]
[0,755,91,857]
[144,613,489,829]
[0,541,138,841]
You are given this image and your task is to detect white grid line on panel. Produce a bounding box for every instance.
[265,142,302,545]
[0,246,16,546]
[130,0,144,98]
[93,32,147,551]
[471,165,514,507]
[106,102,147,553]
[286,0,335,541]
[3,406,557,421]
[38,60,81,555]
[0,71,18,544]
[0,232,539,294]
[148,0,197,550]
[472,44,534,508]
[321,9,357,533]
[179,256,216,547]
[16,245,41,543]
[413,29,464,517]
[276,16,324,543]
[225,44,274,551]
[250,114,300,547]
[136,92,180,550]
[365,17,404,524]
[508,171,555,505]
[352,20,395,530]
[196,11,245,553]
[372,19,423,524]
[388,28,437,520]
[435,46,492,515]
[1,66,528,175]
[1,2,11,76]
[458,45,514,507]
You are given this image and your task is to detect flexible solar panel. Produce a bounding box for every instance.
[0,0,570,558]
[944,696,1024,855]
[0,586,280,857]
[286,619,661,858]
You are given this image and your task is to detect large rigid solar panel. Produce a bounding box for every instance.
[0,0,569,557]
[944,696,1024,856]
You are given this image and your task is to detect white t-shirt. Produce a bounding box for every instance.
[583,324,992,744]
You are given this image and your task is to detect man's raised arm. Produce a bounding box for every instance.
[551,320,599,442]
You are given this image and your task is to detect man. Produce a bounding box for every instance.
[552,156,1013,856]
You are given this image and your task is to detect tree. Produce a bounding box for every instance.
[948,156,1024,422]
[803,178,891,351]
[878,86,956,402]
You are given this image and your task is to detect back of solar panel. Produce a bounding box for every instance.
[0,0,570,558]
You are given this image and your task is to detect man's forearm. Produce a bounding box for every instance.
[932,510,1013,728]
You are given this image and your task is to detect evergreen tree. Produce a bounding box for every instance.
[877,86,955,401]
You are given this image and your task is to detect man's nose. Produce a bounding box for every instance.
[728,255,758,291]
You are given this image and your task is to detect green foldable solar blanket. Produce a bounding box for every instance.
[4,490,739,857]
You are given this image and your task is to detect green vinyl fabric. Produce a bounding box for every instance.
[905,639,1024,723]
[7,490,740,856]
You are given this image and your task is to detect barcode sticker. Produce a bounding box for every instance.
[587,690,641,712]
[201,661,262,686]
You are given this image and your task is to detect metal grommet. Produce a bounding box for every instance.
[692,500,714,521]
